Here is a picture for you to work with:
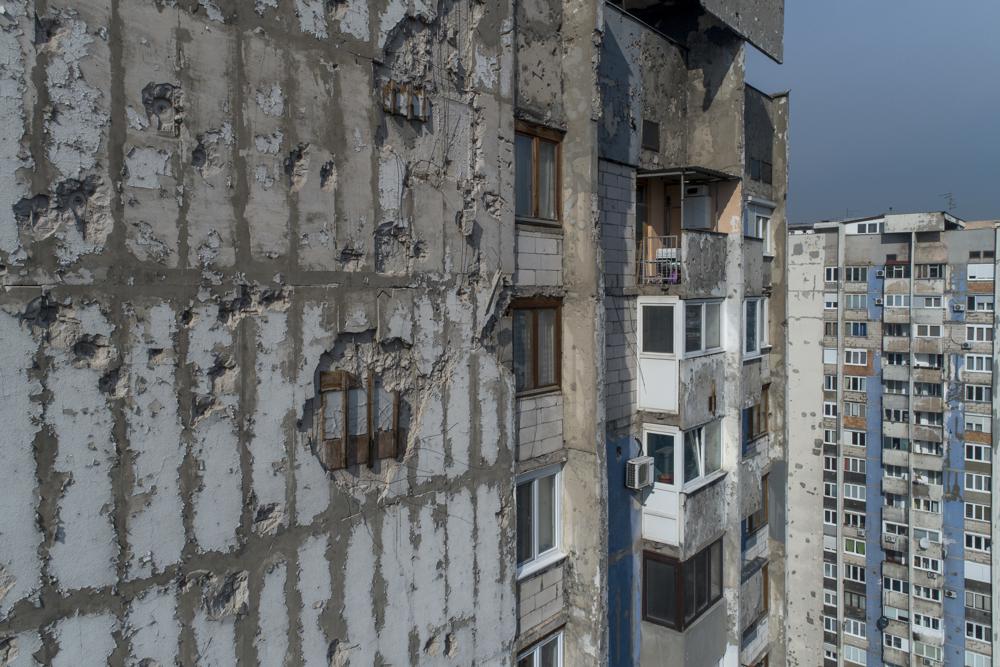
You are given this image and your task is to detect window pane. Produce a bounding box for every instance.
[539,637,558,667]
[683,430,700,484]
[709,541,722,600]
[705,303,721,349]
[745,300,758,353]
[648,433,675,485]
[685,304,702,352]
[517,656,533,667]
[645,557,677,625]
[513,310,533,391]
[694,551,709,611]
[515,134,534,217]
[642,305,674,354]
[683,560,697,622]
[537,474,556,554]
[537,140,557,220]
[516,482,533,564]
[536,308,557,387]
[703,420,721,475]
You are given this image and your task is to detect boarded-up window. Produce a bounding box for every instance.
[319,370,404,470]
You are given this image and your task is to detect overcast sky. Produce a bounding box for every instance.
[746,1,1000,225]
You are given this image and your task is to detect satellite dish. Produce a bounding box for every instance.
[877,616,889,631]
[919,537,930,550]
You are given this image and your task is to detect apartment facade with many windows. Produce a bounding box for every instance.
[597,2,789,665]
[787,214,1000,667]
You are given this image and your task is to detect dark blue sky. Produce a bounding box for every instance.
[747,1,1000,224]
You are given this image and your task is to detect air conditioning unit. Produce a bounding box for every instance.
[962,342,973,350]
[945,589,957,599]
[682,186,712,230]
[625,456,654,490]
[952,303,965,312]
[876,269,886,278]
[927,572,938,580]
[885,534,896,543]
[857,528,866,539]
[922,658,933,667]
[874,297,884,306]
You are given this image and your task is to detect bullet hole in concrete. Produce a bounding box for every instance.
[98,366,122,395]
[180,308,194,326]
[339,246,364,263]
[12,194,50,228]
[283,143,309,190]
[72,334,101,360]
[217,285,253,321]
[320,160,336,192]
[191,141,208,169]
[55,177,99,237]
[202,571,250,620]
[192,395,215,421]
[146,347,166,362]
[141,82,183,132]
[20,295,59,329]
[33,14,59,45]
[252,503,283,534]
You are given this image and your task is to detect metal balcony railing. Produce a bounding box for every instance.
[637,235,680,285]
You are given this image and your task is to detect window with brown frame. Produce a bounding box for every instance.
[318,370,404,470]
[741,385,769,454]
[642,540,723,630]
[515,122,561,224]
[512,299,561,395]
[744,473,770,537]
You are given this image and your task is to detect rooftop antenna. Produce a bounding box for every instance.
[938,192,956,212]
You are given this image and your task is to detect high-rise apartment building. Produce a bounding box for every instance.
[787,214,1000,667]
[598,3,788,666]
[0,0,786,664]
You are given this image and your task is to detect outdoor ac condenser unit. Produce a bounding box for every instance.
[682,185,712,230]
[625,456,654,490]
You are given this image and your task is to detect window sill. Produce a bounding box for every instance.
[681,470,726,497]
[516,217,563,233]
[516,386,561,400]
[682,347,724,361]
[517,550,566,581]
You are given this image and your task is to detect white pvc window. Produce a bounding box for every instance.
[744,298,768,356]
[517,632,562,667]
[825,266,839,282]
[823,348,838,364]
[844,349,867,366]
[966,473,991,492]
[516,466,562,578]
[823,293,838,310]
[966,415,991,433]
[844,293,866,310]
[967,325,993,342]
[965,354,992,372]
[883,294,910,308]
[683,301,723,355]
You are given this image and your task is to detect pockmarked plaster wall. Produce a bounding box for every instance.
[0,1,521,664]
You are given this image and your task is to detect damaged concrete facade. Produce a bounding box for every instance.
[0,0,787,665]
[786,215,1000,667]
[0,0,537,664]
[597,2,788,666]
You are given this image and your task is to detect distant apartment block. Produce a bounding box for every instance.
[787,214,1000,667]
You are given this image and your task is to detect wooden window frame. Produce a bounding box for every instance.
[511,298,562,396]
[319,370,402,471]
[515,120,563,226]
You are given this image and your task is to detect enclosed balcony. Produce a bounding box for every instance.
[634,168,740,299]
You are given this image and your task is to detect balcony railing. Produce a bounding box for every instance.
[637,235,680,285]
